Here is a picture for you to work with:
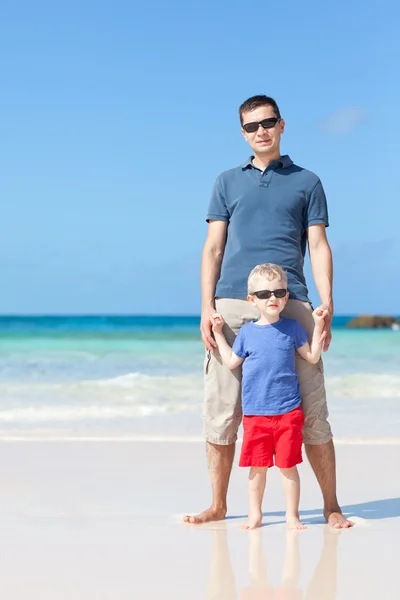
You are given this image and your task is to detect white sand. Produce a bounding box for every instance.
[0,441,399,599]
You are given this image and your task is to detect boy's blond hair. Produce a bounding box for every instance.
[247,263,288,294]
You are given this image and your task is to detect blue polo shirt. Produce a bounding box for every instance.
[206,155,329,302]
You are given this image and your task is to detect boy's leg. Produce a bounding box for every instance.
[281,300,353,529]
[240,416,274,530]
[241,467,268,530]
[274,408,305,529]
[280,467,306,530]
[184,298,259,524]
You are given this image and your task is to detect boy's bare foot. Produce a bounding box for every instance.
[240,511,263,530]
[324,510,354,529]
[286,517,306,530]
[183,506,226,524]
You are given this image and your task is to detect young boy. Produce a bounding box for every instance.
[211,263,327,530]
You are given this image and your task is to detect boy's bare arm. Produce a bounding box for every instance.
[296,308,327,364]
[211,313,244,370]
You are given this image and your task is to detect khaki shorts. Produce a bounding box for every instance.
[203,298,332,446]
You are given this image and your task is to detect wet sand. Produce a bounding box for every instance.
[0,441,399,599]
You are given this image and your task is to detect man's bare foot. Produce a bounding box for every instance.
[240,510,263,530]
[325,510,354,529]
[183,506,226,524]
[286,517,306,530]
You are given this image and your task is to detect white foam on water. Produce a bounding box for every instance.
[2,370,400,401]
[326,373,400,398]
[0,402,200,422]
[0,434,400,444]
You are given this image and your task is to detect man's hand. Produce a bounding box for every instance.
[316,304,333,352]
[200,306,218,352]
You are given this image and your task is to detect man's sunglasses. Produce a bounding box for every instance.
[242,117,281,133]
[251,288,287,300]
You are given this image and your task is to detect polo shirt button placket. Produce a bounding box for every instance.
[259,169,274,188]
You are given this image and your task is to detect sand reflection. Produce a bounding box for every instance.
[206,526,340,600]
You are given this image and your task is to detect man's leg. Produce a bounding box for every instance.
[184,298,259,524]
[185,442,235,523]
[305,440,352,528]
[282,300,353,529]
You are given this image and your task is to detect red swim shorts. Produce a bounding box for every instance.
[239,407,305,469]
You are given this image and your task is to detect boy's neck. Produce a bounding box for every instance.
[256,314,281,326]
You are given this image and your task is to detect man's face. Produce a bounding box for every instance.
[241,105,285,157]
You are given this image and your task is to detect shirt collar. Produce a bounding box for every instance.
[241,154,293,170]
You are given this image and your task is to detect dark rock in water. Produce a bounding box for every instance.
[346,315,400,329]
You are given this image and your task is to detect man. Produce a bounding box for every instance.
[184,95,353,528]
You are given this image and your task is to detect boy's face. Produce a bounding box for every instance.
[247,277,289,317]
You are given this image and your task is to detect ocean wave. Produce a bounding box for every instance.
[326,373,400,398]
[85,371,400,399]
[0,371,204,402]
[0,402,200,422]
[1,372,400,426]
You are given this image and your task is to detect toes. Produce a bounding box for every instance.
[183,515,199,524]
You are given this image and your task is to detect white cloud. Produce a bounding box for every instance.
[321,106,369,134]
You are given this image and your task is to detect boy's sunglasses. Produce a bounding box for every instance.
[242,117,281,133]
[251,288,287,300]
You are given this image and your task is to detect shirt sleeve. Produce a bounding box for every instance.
[293,321,310,349]
[232,326,248,358]
[303,179,329,229]
[206,174,229,222]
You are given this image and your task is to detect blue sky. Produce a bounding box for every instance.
[1,0,399,315]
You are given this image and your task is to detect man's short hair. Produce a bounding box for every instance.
[248,263,288,294]
[239,95,281,125]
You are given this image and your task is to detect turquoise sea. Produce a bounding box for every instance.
[1,316,400,441]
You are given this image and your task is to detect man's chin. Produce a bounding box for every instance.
[254,145,275,155]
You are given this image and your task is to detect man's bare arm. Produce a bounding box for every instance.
[307,224,333,351]
[200,220,227,352]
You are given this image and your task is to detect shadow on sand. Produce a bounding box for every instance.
[225,497,400,524]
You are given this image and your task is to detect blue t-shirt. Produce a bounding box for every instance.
[206,155,329,302]
[232,317,309,416]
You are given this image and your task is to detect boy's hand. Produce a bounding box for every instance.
[201,307,218,352]
[314,304,333,351]
[211,312,225,334]
[312,307,328,328]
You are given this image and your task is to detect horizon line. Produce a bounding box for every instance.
[0,313,390,318]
